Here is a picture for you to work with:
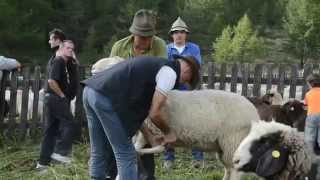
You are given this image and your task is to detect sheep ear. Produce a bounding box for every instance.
[255,146,289,178]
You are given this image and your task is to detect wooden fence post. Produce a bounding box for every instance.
[253,64,262,96]
[230,63,238,93]
[289,64,298,98]
[266,63,273,92]
[7,71,18,138]
[241,63,249,96]
[219,63,226,90]
[302,64,312,99]
[277,64,285,96]
[30,66,41,139]
[0,71,9,130]
[207,62,215,89]
[19,67,30,140]
[74,66,87,140]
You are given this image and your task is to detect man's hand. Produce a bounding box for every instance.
[162,130,177,145]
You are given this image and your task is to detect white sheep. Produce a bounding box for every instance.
[5,89,44,120]
[5,88,76,120]
[91,56,124,75]
[233,120,311,180]
[135,89,260,180]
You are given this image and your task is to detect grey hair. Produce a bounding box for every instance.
[59,40,74,48]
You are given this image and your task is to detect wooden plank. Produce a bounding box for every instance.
[241,63,249,96]
[31,66,41,137]
[301,64,313,99]
[19,67,30,140]
[0,71,9,130]
[75,66,86,126]
[8,71,18,135]
[266,64,273,92]
[289,64,298,98]
[199,62,204,88]
[230,63,238,93]
[41,66,48,129]
[219,63,226,90]
[277,64,285,97]
[207,62,215,89]
[253,64,262,97]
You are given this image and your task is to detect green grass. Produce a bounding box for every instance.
[0,142,258,180]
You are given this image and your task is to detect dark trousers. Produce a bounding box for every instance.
[139,145,155,180]
[39,94,75,165]
[106,145,155,180]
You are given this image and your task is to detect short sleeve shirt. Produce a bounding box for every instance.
[46,57,69,96]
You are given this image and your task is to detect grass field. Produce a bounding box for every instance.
[0,141,258,180]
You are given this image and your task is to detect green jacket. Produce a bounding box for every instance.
[110,35,167,58]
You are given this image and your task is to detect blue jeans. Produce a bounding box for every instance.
[304,113,320,154]
[164,148,204,161]
[82,87,138,180]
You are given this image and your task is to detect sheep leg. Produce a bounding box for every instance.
[222,168,242,180]
[228,168,242,180]
[222,167,231,180]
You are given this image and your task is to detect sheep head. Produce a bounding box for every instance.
[233,121,310,179]
[281,100,306,131]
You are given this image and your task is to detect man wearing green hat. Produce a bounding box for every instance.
[164,17,204,170]
[106,9,167,180]
[109,9,167,59]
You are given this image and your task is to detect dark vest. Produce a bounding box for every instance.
[83,56,180,136]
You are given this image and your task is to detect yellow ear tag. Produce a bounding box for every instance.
[272,150,280,158]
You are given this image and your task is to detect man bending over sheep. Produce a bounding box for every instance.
[82,55,199,180]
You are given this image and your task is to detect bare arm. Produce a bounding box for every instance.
[0,56,21,70]
[149,90,169,133]
[48,79,65,98]
[148,90,176,144]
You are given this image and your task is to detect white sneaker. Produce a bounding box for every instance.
[36,162,48,174]
[51,153,71,164]
[36,162,48,169]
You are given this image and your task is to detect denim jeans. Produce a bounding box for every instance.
[39,93,75,165]
[82,87,138,180]
[304,113,320,154]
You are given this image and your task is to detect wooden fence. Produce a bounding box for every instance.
[0,63,319,141]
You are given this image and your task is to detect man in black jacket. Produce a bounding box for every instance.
[37,40,79,169]
[82,55,199,180]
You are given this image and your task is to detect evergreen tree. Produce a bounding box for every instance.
[283,0,320,65]
[212,14,265,63]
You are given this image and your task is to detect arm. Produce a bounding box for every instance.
[109,42,119,57]
[148,90,176,144]
[48,59,65,98]
[66,59,80,99]
[0,56,21,70]
[146,66,178,144]
[194,44,202,64]
[48,79,65,98]
[149,90,169,134]
[154,37,168,58]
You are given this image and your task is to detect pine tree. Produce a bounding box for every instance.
[212,14,265,63]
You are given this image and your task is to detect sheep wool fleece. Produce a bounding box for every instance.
[161,90,260,169]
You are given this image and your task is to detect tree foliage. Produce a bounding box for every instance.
[283,0,320,64]
[0,0,318,65]
[212,14,265,63]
